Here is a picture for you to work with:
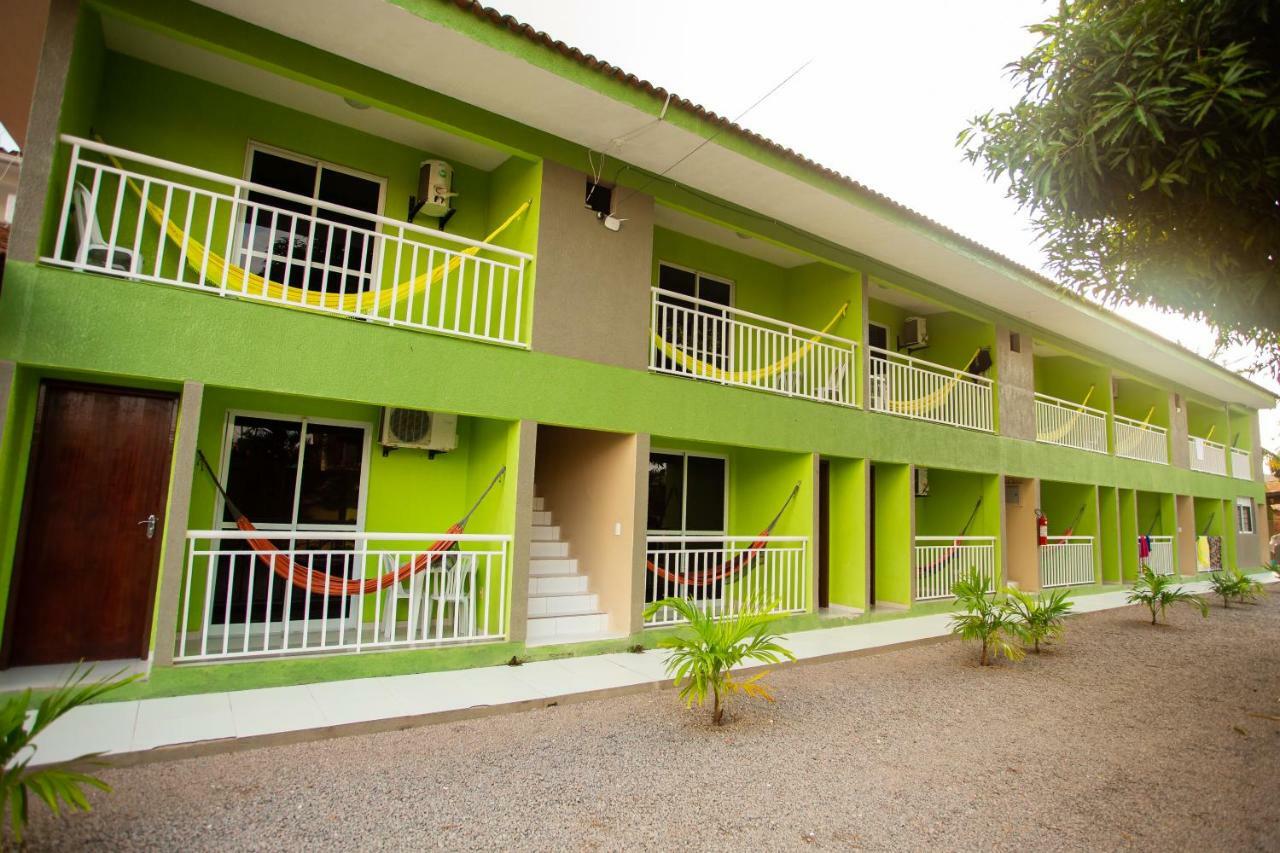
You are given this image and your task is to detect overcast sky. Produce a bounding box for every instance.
[495,0,1279,450]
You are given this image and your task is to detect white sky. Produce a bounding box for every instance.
[495,0,1279,450]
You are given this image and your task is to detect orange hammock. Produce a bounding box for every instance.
[197,450,505,597]
[646,483,799,587]
[917,498,984,574]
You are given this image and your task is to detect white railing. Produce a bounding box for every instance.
[176,530,510,662]
[649,289,857,407]
[643,535,807,627]
[1187,436,1227,476]
[43,136,532,347]
[1034,392,1108,454]
[1230,448,1253,480]
[1039,536,1095,588]
[913,536,996,601]
[867,346,993,432]
[1114,415,1168,464]
[1144,535,1175,576]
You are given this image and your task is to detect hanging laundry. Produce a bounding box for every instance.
[1138,536,1151,559]
[1207,535,1223,570]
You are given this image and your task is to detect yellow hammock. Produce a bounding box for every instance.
[882,347,982,416]
[652,301,851,384]
[1037,385,1096,442]
[1115,405,1156,452]
[105,147,530,313]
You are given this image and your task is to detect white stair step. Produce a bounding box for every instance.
[530,525,561,541]
[529,540,568,558]
[526,592,599,618]
[532,496,545,512]
[531,510,553,526]
[525,612,611,640]
[529,574,589,596]
[528,557,578,577]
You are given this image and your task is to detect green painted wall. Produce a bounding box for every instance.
[0,366,40,622]
[1119,488,1139,581]
[825,457,866,610]
[1098,486,1120,584]
[914,468,993,537]
[1227,408,1253,451]
[873,463,912,606]
[1187,400,1229,442]
[1035,354,1110,412]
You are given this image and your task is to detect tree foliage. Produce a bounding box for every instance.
[960,0,1280,371]
[1126,566,1210,623]
[1004,586,1076,652]
[949,569,1024,666]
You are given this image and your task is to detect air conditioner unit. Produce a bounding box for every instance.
[380,408,457,453]
[913,466,929,497]
[902,317,928,351]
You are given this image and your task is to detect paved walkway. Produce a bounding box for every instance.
[27,578,1265,766]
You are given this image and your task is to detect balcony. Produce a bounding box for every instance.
[1039,536,1095,588]
[649,288,858,407]
[1114,415,1168,464]
[1144,535,1175,576]
[42,137,533,348]
[1230,448,1253,480]
[1188,436,1228,476]
[913,536,996,601]
[1035,392,1108,454]
[643,535,808,627]
[868,347,994,432]
[176,530,511,662]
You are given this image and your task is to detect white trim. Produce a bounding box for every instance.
[646,447,729,536]
[1236,497,1256,535]
[656,260,736,309]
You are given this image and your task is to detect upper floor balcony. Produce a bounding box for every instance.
[1186,399,1234,477]
[1110,375,1171,464]
[1032,347,1110,454]
[31,10,540,350]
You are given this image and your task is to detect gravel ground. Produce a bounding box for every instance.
[26,595,1280,851]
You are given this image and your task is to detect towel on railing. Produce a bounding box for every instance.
[1138,536,1151,559]
[1196,536,1224,571]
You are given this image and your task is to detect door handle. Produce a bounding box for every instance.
[138,514,158,539]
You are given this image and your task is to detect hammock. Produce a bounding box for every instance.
[197,450,505,597]
[879,348,984,416]
[1115,405,1158,452]
[99,143,531,314]
[916,498,983,573]
[652,302,850,384]
[1037,385,1096,442]
[646,483,800,587]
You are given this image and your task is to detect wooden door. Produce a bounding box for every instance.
[4,382,177,666]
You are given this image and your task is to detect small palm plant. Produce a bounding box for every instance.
[1127,566,1209,625]
[645,597,795,726]
[0,665,136,844]
[1004,587,1075,653]
[1207,568,1264,608]
[949,568,1023,666]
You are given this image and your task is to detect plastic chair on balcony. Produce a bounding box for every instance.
[378,551,476,642]
[71,182,138,274]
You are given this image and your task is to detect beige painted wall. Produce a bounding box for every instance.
[996,326,1035,441]
[530,159,655,370]
[534,425,643,634]
[1005,477,1039,590]
[1176,494,1195,576]
[1234,498,1262,568]
[1170,393,1190,469]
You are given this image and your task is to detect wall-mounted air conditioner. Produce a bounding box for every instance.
[380,408,458,454]
[902,316,928,351]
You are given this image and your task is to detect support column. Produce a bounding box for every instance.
[1175,494,1196,577]
[0,361,15,452]
[1119,489,1139,583]
[995,325,1035,441]
[150,380,203,667]
[1098,486,1120,585]
[508,419,537,645]
[625,433,651,636]
[1169,392,1190,469]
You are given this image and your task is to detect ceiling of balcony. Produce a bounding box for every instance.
[101,14,510,171]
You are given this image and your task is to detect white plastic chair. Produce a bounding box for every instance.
[72,183,138,273]
[379,551,475,641]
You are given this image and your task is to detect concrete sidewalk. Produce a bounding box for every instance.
[27,578,1263,767]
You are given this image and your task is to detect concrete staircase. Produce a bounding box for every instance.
[525,495,614,645]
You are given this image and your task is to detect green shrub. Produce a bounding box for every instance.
[1127,567,1209,625]
[1,666,136,843]
[645,597,795,726]
[1005,587,1075,653]
[1207,568,1264,608]
[949,569,1023,666]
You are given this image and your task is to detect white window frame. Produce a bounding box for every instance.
[214,408,373,534]
[656,261,735,308]
[1237,498,1256,535]
[647,448,729,537]
[236,141,388,290]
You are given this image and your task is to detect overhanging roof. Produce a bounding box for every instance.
[188,0,1276,408]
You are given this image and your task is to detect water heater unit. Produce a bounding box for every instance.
[416,160,456,218]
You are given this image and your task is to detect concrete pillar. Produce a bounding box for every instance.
[9,0,78,264]
[0,361,15,453]
[625,433,651,636]
[150,381,203,667]
[1176,494,1196,576]
[807,452,820,613]
[1169,392,1190,468]
[508,419,537,645]
[994,325,1035,441]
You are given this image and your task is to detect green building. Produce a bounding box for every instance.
[0,0,1272,691]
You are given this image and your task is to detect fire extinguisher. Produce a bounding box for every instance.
[1036,510,1049,546]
